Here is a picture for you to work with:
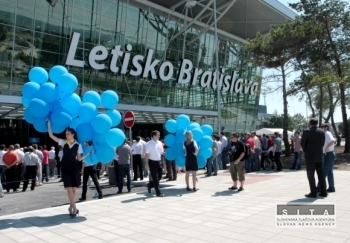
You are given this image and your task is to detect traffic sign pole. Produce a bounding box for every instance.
[123,111,135,179]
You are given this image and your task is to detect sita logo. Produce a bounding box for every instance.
[66,32,259,96]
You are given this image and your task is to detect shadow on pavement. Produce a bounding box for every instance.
[212,190,240,197]
[288,198,318,204]
[0,214,87,229]
[120,188,194,203]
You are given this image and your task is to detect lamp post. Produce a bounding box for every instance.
[213,0,221,133]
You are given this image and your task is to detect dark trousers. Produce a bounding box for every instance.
[166,160,177,180]
[42,164,49,182]
[133,155,143,180]
[82,166,102,198]
[275,152,282,171]
[221,150,228,170]
[149,160,162,195]
[118,164,131,192]
[23,166,37,191]
[5,165,18,191]
[16,164,23,188]
[113,160,119,186]
[306,162,326,195]
[56,158,61,178]
[261,152,267,169]
[0,165,6,188]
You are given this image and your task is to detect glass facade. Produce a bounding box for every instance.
[0,0,261,133]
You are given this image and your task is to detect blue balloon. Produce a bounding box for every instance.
[197,154,206,168]
[78,103,97,122]
[57,73,78,94]
[198,135,213,149]
[173,143,185,157]
[176,114,190,129]
[50,109,72,129]
[70,118,82,130]
[192,128,204,141]
[93,133,107,145]
[106,110,122,127]
[175,156,186,167]
[33,118,48,133]
[22,82,40,100]
[85,153,99,165]
[83,91,101,107]
[49,65,68,84]
[199,148,212,159]
[165,119,178,133]
[29,67,48,84]
[49,100,61,114]
[101,90,119,109]
[95,144,115,163]
[51,122,67,134]
[76,123,94,143]
[187,122,200,131]
[91,114,112,134]
[28,98,49,118]
[105,128,125,147]
[24,109,35,124]
[201,124,213,136]
[164,134,176,147]
[38,83,59,103]
[61,93,81,118]
[165,148,176,160]
[175,128,186,144]
[22,97,30,108]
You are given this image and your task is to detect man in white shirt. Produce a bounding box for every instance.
[32,144,43,186]
[48,147,56,177]
[318,123,336,193]
[216,136,223,170]
[140,138,148,178]
[145,130,164,197]
[251,132,261,171]
[22,146,40,191]
[14,144,25,189]
[131,136,144,181]
[220,132,228,170]
[0,144,6,196]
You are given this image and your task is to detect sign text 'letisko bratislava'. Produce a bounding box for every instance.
[66,32,259,96]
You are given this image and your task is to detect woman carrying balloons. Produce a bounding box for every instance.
[47,120,93,218]
[183,131,199,191]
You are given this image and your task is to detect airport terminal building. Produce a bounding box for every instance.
[0,0,295,144]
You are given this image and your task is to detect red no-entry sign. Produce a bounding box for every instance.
[123,111,135,128]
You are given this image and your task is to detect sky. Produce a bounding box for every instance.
[260,0,348,123]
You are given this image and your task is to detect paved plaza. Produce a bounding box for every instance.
[1,170,350,243]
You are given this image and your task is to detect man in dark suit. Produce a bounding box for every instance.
[301,118,327,198]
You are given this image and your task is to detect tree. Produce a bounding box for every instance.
[245,19,318,156]
[290,0,350,153]
[261,115,295,131]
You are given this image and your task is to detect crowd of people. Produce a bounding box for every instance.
[0,118,337,214]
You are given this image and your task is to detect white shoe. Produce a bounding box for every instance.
[39,183,43,186]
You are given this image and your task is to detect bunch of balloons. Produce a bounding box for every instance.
[164,114,214,168]
[22,66,126,165]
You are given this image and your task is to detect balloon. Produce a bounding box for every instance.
[38,83,59,103]
[201,124,213,136]
[192,128,204,141]
[70,118,82,130]
[85,153,99,165]
[198,135,213,149]
[78,103,97,122]
[175,156,186,167]
[22,82,40,100]
[50,109,72,129]
[101,90,118,109]
[95,144,115,163]
[91,114,112,134]
[197,154,206,168]
[176,114,190,129]
[51,123,67,134]
[187,122,200,131]
[49,100,61,113]
[61,93,81,118]
[76,123,94,143]
[28,98,49,118]
[49,65,68,84]
[24,109,35,124]
[29,67,48,84]
[175,128,186,144]
[106,110,121,127]
[173,143,185,157]
[57,73,78,94]
[165,119,178,133]
[83,91,101,107]
[22,97,30,108]
[165,148,176,160]
[93,132,107,145]
[164,134,176,147]
[33,118,48,133]
[105,128,125,147]
[199,148,212,159]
